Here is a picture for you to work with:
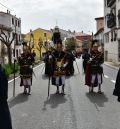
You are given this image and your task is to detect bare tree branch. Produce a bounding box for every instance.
[0,34,8,46]
[1,30,7,42]
[10,33,15,45]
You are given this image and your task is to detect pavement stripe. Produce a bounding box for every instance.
[8,63,43,84]
[8,76,20,83]
[111,80,116,84]
[104,75,109,78]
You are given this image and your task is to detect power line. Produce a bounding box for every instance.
[0,2,13,11]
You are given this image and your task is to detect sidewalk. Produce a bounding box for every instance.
[104,61,119,70]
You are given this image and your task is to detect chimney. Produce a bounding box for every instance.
[7,10,10,14]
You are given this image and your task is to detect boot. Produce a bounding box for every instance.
[98,84,103,94]
[61,85,65,95]
[56,85,59,94]
[28,86,31,95]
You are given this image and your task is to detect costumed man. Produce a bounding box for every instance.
[44,49,54,76]
[85,43,104,93]
[0,59,12,129]
[65,50,75,76]
[113,68,120,102]
[51,43,69,94]
[82,49,90,73]
[18,48,34,95]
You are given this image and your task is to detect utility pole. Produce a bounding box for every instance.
[13,17,16,97]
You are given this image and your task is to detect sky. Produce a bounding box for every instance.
[0,0,104,34]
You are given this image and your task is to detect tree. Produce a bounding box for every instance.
[0,26,15,65]
[65,37,76,51]
[36,38,43,60]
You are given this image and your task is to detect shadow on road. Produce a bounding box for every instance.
[86,92,108,107]
[42,93,67,111]
[9,93,29,108]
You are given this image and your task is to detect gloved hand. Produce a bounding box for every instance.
[29,65,33,69]
[63,63,67,68]
[49,55,52,59]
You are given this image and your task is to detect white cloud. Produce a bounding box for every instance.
[0,0,104,34]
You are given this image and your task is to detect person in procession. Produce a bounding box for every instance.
[82,49,90,73]
[85,43,104,93]
[0,58,12,129]
[18,47,34,95]
[64,47,75,76]
[50,43,69,94]
[44,48,54,76]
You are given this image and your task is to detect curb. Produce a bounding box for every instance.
[104,62,119,70]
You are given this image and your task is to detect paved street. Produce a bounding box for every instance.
[8,58,120,129]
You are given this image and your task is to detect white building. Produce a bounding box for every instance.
[0,10,22,64]
[104,0,120,64]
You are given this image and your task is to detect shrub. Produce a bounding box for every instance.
[3,64,20,77]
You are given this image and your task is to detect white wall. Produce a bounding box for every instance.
[0,12,22,64]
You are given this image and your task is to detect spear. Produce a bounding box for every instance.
[48,75,51,97]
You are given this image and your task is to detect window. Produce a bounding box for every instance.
[111,31,113,41]
[118,10,120,27]
[114,30,117,41]
[15,20,17,26]
[18,21,20,27]
[105,33,109,43]
[12,18,14,25]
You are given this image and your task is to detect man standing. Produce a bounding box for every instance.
[50,43,68,94]
[85,44,104,93]
[0,60,12,129]
[18,48,34,95]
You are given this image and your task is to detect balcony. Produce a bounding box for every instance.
[107,0,116,7]
[107,13,116,28]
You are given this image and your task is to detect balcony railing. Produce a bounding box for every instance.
[107,0,116,7]
[107,13,116,28]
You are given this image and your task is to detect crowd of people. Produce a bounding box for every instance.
[1,27,120,129]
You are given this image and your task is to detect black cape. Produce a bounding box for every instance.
[113,68,120,102]
[0,64,12,129]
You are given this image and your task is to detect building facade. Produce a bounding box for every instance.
[104,0,120,64]
[0,11,22,64]
[24,28,53,59]
[75,32,92,52]
[94,17,104,46]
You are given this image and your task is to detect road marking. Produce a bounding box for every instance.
[111,80,116,84]
[104,75,109,78]
[8,63,43,84]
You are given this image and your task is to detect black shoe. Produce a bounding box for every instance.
[61,92,65,95]
[55,91,60,94]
